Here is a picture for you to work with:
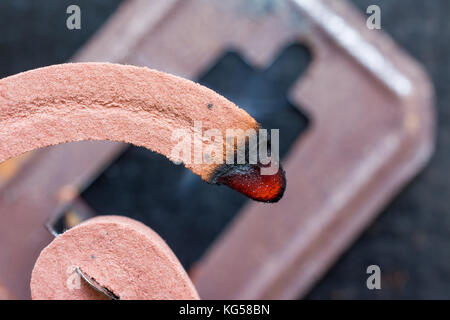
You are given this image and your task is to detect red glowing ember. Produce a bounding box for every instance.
[215,163,286,203]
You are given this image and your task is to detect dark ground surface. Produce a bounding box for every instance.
[0,0,449,299]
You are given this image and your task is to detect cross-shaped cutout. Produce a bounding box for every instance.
[81,43,311,269]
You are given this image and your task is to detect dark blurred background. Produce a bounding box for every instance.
[0,0,449,299]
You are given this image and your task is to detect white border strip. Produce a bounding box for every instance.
[292,0,412,97]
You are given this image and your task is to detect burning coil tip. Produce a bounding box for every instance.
[213,163,286,203]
